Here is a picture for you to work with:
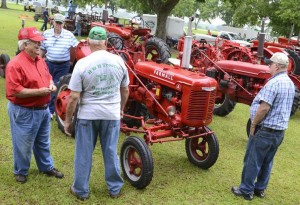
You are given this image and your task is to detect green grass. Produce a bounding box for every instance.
[1,3,300,205]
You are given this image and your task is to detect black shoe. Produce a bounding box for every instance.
[70,186,89,201]
[15,174,27,183]
[254,189,265,198]
[43,168,64,178]
[109,192,121,199]
[231,186,253,201]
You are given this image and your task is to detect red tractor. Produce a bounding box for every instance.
[0,53,10,78]
[176,34,300,117]
[90,13,171,64]
[54,35,219,189]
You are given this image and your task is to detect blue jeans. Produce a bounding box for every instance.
[46,60,70,114]
[239,129,284,194]
[41,18,48,31]
[8,102,54,175]
[73,22,81,36]
[72,119,123,198]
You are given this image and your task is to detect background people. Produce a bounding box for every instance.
[6,27,64,183]
[40,13,79,119]
[40,7,49,31]
[64,27,129,200]
[73,12,82,37]
[41,8,49,31]
[232,52,295,200]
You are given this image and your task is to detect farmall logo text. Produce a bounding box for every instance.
[154,69,174,80]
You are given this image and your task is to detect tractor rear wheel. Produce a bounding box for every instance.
[291,87,300,116]
[213,94,236,116]
[185,127,219,169]
[0,54,10,78]
[121,136,153,189]
[285,49,300,75]
[107,32,124,50]
[55,74,78,137]
[145,37,170,63]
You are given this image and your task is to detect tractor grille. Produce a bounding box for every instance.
[186,90,216,123]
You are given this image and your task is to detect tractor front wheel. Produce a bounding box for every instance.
[55,74,78,137]
[120,136,153,189]
[145,37,170,63]
[185,127,219,169]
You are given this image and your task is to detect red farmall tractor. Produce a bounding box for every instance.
[177,34,300,117]
[0,53,10,78]
[90,13,171,64]
[54,32,219,189]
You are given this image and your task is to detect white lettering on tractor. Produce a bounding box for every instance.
[154,69,174,80]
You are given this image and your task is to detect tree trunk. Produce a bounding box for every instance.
[155,12,168,40]
[154,0,180,40]
[1,0,8,8]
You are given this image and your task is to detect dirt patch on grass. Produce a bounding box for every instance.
[19,14,33,20]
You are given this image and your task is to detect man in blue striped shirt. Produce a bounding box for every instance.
[232,52,295,200]
[40,13,79,118]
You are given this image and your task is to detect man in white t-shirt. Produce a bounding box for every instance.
[64,26,129,200]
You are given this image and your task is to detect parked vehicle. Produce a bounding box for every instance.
[24,1,41,12]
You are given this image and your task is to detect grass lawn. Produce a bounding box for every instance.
[1,3,300,205]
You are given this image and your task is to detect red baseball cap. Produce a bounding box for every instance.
[18,27,46,41]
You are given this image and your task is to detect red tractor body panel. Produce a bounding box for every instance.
[215,60,270,79]
[134,61,217,126]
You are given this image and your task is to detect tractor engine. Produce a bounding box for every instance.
[206,60,270,105]
[129,61,217,127]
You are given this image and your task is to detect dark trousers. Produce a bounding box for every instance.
[46,60,70,114]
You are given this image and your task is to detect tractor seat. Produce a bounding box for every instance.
[168,58,193,69]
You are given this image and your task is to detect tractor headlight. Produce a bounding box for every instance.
[167,106,176,116]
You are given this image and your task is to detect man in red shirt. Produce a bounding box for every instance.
[6,27,64,183]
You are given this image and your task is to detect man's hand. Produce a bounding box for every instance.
[39,87,52,96]
[64,121,72,136]
[250,123,256,136]
[49,84,57,92]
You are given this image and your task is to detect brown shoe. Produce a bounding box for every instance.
[15,174,27,183]
[43,168,64,178]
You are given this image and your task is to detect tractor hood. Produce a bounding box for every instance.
[215,60,271,79]
[134,61,217,91]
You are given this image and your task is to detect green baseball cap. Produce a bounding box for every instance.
[88,27,107,40]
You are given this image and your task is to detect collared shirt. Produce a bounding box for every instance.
[40,29,78,62]
[6,51,52,107]
[250,72,295,130]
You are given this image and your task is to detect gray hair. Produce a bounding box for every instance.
[277,63,288,69]
[88,38,106,46]
[18,39,30,51]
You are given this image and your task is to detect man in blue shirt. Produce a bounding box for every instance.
[40,13,78,118]
[232,52,295,200]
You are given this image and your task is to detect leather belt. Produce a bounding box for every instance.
[259,126,282,133]
[47,60,68,65]
[22,105,48,110]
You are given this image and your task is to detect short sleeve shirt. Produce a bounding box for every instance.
[250,72,295,130]
[68,50,130,120]
[6,51,52,107]
[40,29,79,62]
